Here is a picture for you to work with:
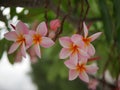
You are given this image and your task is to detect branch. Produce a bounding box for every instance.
[90,75,116,89]
[0,0,101,27]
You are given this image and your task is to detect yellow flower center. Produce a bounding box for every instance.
[82,38,91,46]
[76,63,86,73]
[33,34,42,44]
[70,44,79,54]
[17,34,25,44]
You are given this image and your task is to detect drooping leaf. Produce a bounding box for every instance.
[98,0,113,44]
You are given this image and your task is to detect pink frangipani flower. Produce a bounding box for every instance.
[82,22,102,57]
[64,59,98,83]
[50,19,60,31]
[59,34,88,61]
[88,79,98,90]
[30,21,54,58]
[4,21,31,58]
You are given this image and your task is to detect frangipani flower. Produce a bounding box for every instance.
[64,59,98,83]
[82,22,102,57]
[30,22,54,58]
[4,21,31,58]
[49,19,61,39]
[59,34,88,61]
[50,19,60,31]
[88,79,98,90]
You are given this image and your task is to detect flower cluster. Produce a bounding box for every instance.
[59,22,102,83]
[4,20,59,61]
[4,19,101,83]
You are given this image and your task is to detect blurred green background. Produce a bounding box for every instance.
[0,0,120,90]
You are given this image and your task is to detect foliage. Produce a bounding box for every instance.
[0,0,120,90]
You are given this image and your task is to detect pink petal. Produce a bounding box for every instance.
[15,50,22,62]
[59,37,72,48]
[34,44,41,58]
[87,44,95,57]
[4,31,17,41]
[79,71,89,83]
[78,49,89,58]
[24,35,32,49]
[70,52,78,62]
[83,22,88,38]
[16,21,29,34]
[64,59,77,69]
[8,42,20,54]
[40,37,54,48]
[79,57,88,63]
[59,48,72,59]
[50,19,60,31]
[36,22,47,36]
[86,64,98,74]
[20,43,26,58]
[89,32,102,42]
[69,69,79,80]
[71,34,84,47]
[29,30,36,36]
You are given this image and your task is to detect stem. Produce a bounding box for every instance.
[56,0,61,18]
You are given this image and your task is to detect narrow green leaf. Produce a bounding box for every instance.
[98,0,113,44]
[7,53,15,64]
[113,0,120,53]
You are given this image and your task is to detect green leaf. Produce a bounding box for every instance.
[7,53,15,64]
[113,0,120,53]
[0,39,5,59]
[98,0,113,44]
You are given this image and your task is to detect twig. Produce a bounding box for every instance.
[53,0,72,41]
[44,0,49,23]
[56,0,61,18]
[44,0,49,36]
[77,0,84,34]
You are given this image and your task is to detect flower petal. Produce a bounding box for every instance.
[8,42,20,54]
[16,21,29,34]
[29,30,36,36]
[71,34,84,47]
[86,64,98,74]
[69,69,79,80]
[78,49,89,58]
[50,19,60,31]
[59,37,72,48]
[70,52,78,62]
[15,50,22,62]
[64,59,76,69]
[59,48,72,59]
[36,22,47,36]
[79,57,88,63]
[79,71,89,83]
[20,43,26,58]
[34,44,41,58]
[89,32,102,42]
[40,37,54,48]
[87,44,95,57]
[4,31,17,41]
[24,34,32,49]
[83,22,88,38]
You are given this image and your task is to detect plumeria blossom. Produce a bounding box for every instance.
[59,34,88,61]
[48,19,61,39]
[28,46,38,63]
[30,21,55,58]
[64,59,98,83]
[88,79,98,90]
[50,19,60,31]
[82,22,102,57]
[4,21,31,58]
